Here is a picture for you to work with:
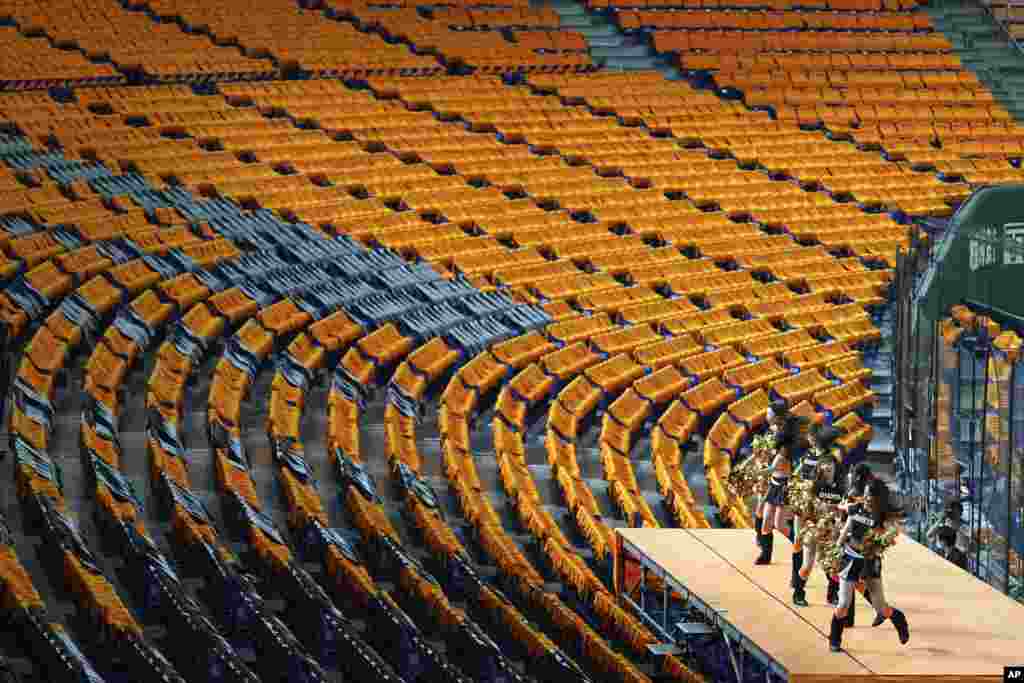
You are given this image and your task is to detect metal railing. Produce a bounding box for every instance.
[893,221,1024,600]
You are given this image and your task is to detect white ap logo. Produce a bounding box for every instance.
[1005,224,1024,265]
[970,227,998,271]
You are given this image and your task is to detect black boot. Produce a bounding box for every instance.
[826,578,839,605]
[754,516,763,545]
[829,616,844,652]
[793,575,809,607]
[791,550,804,589]
[891,609,910,645]
[844,592,856,627]
[864,587,886,627]
[755,532,773,565]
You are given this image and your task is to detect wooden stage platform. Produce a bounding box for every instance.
[615,528,1017,683]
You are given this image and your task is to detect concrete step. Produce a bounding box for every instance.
[551,3,587,16]
[591,44,653,58]
[601,55,662,70]
[588,35,625,48]
[577,24,619,38]
[868,432,895,454]
[558,15,601,28]
[975,38,1010,49]
[872,404,894,422]
[872,380,893,397]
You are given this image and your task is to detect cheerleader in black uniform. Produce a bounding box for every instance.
[829,475,910,652]
[792,429,843,607]
[755,414,804,565]
[753,401,789,547]
[789,423,829,590]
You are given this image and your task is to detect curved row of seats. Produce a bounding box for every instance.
[433,340,707,682]
[0,127,418,680]
[325,0,594,72]
[0,26,122,87]
[0,70,888,683]
[267,313,519,683]
[201,251,550,681]
[385,337,690,683]
[522,71,971,218]
[369,73,948,225]
[587,0,921,10]
[2,78,663,683]
[219,75,884,536]
[616,8,933,31]
[431,6,563,29]
[199,78,720,679]
[627,3,1024,173]
[313,311,703,681]
[144,0,441,78]
[183,81,711,681]
[129,249,388,682]
[2,0,276,81]
[5,138,356,682]
[0,0,587,86]
[1,146,244,683]
[0,513,110,683]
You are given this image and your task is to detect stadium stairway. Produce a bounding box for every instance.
[546,0,682,78]
[927,0,1024,121]
[865,305,896,461]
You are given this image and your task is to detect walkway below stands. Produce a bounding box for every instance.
[548,0,682,77]
[928,0,1024,121]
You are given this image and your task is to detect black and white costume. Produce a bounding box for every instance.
[754,401,788,546]
[792,429,842,606]
[756,416,802,566]
[829,477,910,653]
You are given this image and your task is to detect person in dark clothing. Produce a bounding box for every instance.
[937,525,968,571]
[792,431,843,607]
[755,415,806,566]
[829,477,910,652]
[754,401,789,548]
[831,462,880,627]
[927,498,963,546]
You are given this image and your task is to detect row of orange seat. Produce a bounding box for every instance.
[654,29,951,52]
[590,0,921,9]
[618,8,932,31]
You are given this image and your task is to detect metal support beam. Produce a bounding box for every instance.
[618,538,789,681]
[723,631,744,683]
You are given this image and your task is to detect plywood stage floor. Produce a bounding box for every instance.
[617,528,1018,683]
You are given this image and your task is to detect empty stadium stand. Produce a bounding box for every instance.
[0,0,1011,678]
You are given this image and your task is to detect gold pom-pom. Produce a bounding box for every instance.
[862,526,899,560]
[812,511,844,576]
[727,448,774,500]
[820,541,845,577]
[786,479,817,518]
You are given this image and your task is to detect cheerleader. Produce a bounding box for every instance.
[753,401,789,547]
[789,423,829,590]
[829,475,910,653]
[828,462,879,627]
[755,414,805,566]
[792,428,843,607]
